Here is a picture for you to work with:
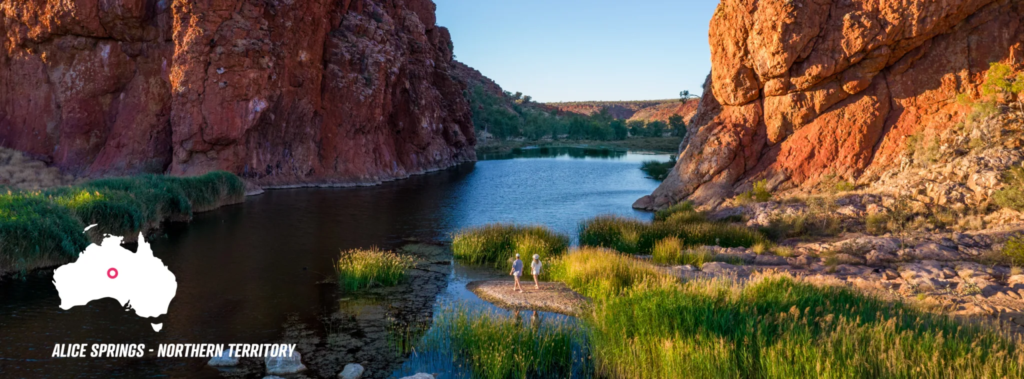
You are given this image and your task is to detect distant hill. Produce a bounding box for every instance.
[546,100,699,123]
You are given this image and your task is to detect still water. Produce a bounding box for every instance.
[0,149,669,378]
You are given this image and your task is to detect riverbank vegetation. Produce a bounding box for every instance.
[334,248,414,291]
[416,306,592,378]
[577,214,769,255]
[468,85,688,143]
[0,171,245,275]
[639,157,676,180]
[441,211,1024,378]
[438,245,1024,378]
[476,137,684,156]
[451,224,569,267]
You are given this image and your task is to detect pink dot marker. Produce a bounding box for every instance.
[107,268,118,279]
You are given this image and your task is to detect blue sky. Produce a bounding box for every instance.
[435,0,718,103]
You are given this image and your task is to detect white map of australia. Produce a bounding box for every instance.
[52,226,177,332]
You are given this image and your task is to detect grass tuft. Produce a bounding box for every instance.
[334,247,414,291]
[452,224,569,267]
[579,215,769,255]
[548,247,678,299]
[416,305,592,378]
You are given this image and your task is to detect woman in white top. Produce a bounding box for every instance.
[531,254,542,290]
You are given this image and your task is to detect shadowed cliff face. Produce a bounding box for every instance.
[638,0,1023,210]
[0,0,475,186]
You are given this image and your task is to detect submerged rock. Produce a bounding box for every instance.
[400,374,435,379]
[207,349,239,367]
[266,351,307,375]
[339,363,366,379]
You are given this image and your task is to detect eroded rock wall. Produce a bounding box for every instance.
[638,0,1024,210]
[0,0,475,186]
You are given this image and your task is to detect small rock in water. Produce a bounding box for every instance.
[400,374,435,379]
[266,351,306,375]
[208,349,239,367]
[339,363,366,379]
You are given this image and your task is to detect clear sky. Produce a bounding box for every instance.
[434,0,718,103]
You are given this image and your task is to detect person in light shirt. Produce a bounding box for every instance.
[510,254,524,293]
[531,254,542,290]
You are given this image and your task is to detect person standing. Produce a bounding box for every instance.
[510,254,524,292]
[531,254,542,290]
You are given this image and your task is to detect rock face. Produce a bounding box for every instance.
[0,0,475,186]
[639,0,1023,209]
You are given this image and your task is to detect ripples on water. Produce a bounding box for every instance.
[0,148,670,377]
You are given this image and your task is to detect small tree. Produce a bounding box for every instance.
[647,120,667,137]
[627,120,645,137]
[981,63,1024,117]
[668,115,686,137]
[610,119,628,140]
[522,95,532,103]
[512,92,523,101]
[679,90,697,103]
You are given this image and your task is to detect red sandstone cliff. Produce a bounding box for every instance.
[637,0,1024,210]
[0,0,475,187]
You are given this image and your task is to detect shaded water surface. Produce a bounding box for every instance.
[0,150,669,377]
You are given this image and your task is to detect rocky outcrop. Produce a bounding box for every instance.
[0,0,475,187]
[638,0,1024,210]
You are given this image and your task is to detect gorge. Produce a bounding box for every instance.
[0,0,475,187]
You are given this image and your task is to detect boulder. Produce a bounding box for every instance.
[400,374,435,379]
[339,363,366,379]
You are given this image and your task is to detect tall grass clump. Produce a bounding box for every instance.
[653,201,700,222]
[579,215,768,255]
[651,237,715,268]
[0,192,89,271]
[578,215,664,254]
[334,248,414,291]
[547,248,677,299]
[1,171,246,274]
[417,306,592,379]
[452,224,569,267]
[587,274,1024,379]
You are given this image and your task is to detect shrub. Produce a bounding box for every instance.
[548,248,678,299]
[1004,235,1024,266]
[834,180,856,192]
[736,179,772,204]
[994,166,1024,212]
[334,248,414,291]
[452,224,569,267]
[640,158,676,181]
[653,201,697,222]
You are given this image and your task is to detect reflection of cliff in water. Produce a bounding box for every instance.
[480,146,627,160]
